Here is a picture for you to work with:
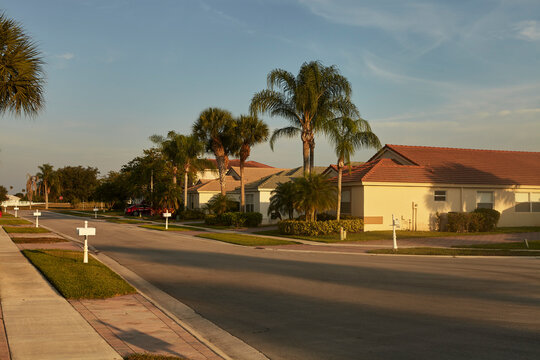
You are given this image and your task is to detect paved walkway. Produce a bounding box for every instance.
[0,226,121,360]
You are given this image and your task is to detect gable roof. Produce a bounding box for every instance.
[205,159,274,169]
[343,144,540,186]
[241,166,327,191]
[188,176,240,192]
[227,167,285,182]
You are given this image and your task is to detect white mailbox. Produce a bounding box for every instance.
[13,207,19,218]
[77,221,96,263]
[33,211,42,228]
[93,207,99,219]
[163,212,172,230]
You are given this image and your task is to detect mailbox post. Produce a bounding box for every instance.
[34,210,42,228]
[77,221,96,263]
[93,207,99,219]
[14,207,19,218]
[163,211,172,230]
[392,214,400,251]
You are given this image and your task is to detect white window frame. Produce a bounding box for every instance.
[476,191,494,209]
[434,190,446,202]
[246,193,255,212]
[515,192,540,213]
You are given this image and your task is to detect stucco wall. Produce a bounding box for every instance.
[354,183,540,231]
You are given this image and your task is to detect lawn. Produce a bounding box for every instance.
[22,250,136,299]
[139,224,199,232]
[106,218,149,224]
[196,233,298,246]
[0,218,32,225]
[124,354,185,360]
[3,226,50,234]
[12,237,68,244]
[455,240,540,250]
[184,222,232,230]
[254,227,540,243]
[368,247,540,256]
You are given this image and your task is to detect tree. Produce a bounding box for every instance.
[0,185,8,202]
[0,13,45,117]
[193,108,235,195]
[205,194,237,215]
[151,132,212,209]
[268,181,297,220]
[36,163,57,209]
[325,117,381,220]
[93,171,131,209]
[250,61,358,174]
[121,148,167,204]
[293,174,337,222]
[56,166,99,204]
[232,115,269,212]
[25,173,37,208]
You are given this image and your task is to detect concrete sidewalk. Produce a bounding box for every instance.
[0,226,121,360]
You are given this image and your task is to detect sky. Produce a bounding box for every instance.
[1,0,539,193]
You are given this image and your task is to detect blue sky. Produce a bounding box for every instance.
[1,0,539,193]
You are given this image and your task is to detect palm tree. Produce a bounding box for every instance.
[268,181,297,220]
[293,174,337,222]
[193,107,235,195]
[250,61,358,175]
[150,131,182,185]
[37,163,57,209]
[325,117,381,220]
[233,115,269,212]
[0,13,45,117]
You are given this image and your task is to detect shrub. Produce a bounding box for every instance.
[278,219,364,236]
[473,208,500,231]
[204,212,263,228]
[445,209,500,232]
[204,214,219,225]
[244,212,263,227]
[177,209,205,220]
[220,212,245,227]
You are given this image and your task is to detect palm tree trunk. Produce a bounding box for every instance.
[172,166,177,185]
[215,154,227,195]
[302,140,310,175]
[240,159,245,212]
[337,166,342,221]
[45,182,49,209]
[309,141,315,173]
[184,171,188,209]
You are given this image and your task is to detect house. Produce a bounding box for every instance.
[339,144,540,231]
[196,159,274,181]
[230,166,326,224]
[188,165,284,211]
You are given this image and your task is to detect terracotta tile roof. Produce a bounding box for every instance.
[227,167,286,182]
[242,166,327,191]
[342,145,540,186]
[205,159,274,168]
[188,176,240,192]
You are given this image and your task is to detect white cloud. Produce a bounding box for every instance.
[57,53,75,60]
[514,20,540,41]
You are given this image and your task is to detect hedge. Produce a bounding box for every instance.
[278,219,364,236]
[204,212,263,227]
[444,208,500,232]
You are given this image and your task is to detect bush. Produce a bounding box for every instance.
[204,212,263,228]
[177,209,205,220]
[445,209,500,232]
[278,219,364,236]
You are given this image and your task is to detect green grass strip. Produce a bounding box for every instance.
[139,224,198,231]
[3,226,50,233]
[12,237,68,244]
[0,218,32,225]
[197,233,298,246]
[107,218,148,224]
[368,247,540,256]
[454,240,540,250]
[22,250,136,299]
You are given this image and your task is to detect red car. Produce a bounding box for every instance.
[124,204,153,217]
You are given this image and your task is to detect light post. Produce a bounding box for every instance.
[77,220,96,264]
[163,211,172,230]
[34,210,42,228]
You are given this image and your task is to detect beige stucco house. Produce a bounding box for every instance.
[340,145,540,231]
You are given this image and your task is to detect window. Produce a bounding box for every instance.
[515,192,540,212]
[477,191,494,209]
[341,190,351,213]
[246,194,254,212]
[434,190,446,202]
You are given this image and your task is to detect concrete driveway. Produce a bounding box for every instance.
[21,210,540,360]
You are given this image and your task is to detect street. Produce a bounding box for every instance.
[27,210,540,360]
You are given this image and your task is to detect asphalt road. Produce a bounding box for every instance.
[23,211,540,360]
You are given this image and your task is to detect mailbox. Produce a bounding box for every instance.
[77,227,96,236]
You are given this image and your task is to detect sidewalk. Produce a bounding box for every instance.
[0,226,121,359]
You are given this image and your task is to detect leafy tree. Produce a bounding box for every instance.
[56,166,99,204]
[232,115,269,212]
[93,171,131,209]
[205,194,238,215]
[155,181,183,211]
[324,117,381,220]
[36,163,58,209]
[121,148,168,205]
[268,181,297,220]
[293,174,337,222]
[0,185,8,202]
[0,13,45,117]
[193,107,236,195]
[250,61,358,174]
[151,132,212,208]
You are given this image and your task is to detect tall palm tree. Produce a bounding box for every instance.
[233,115,269,212]
[193,107,235,195]
[37,163,57,209]
[268,181,297,220]
[0,13,45,117]
[293,174,337,222]
[325,117,381,220]
[250,61,358,175]
[150,131,182,185]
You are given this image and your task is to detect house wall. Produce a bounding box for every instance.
[353,183,540,231]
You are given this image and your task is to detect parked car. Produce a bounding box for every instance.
[124,204,153,217]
